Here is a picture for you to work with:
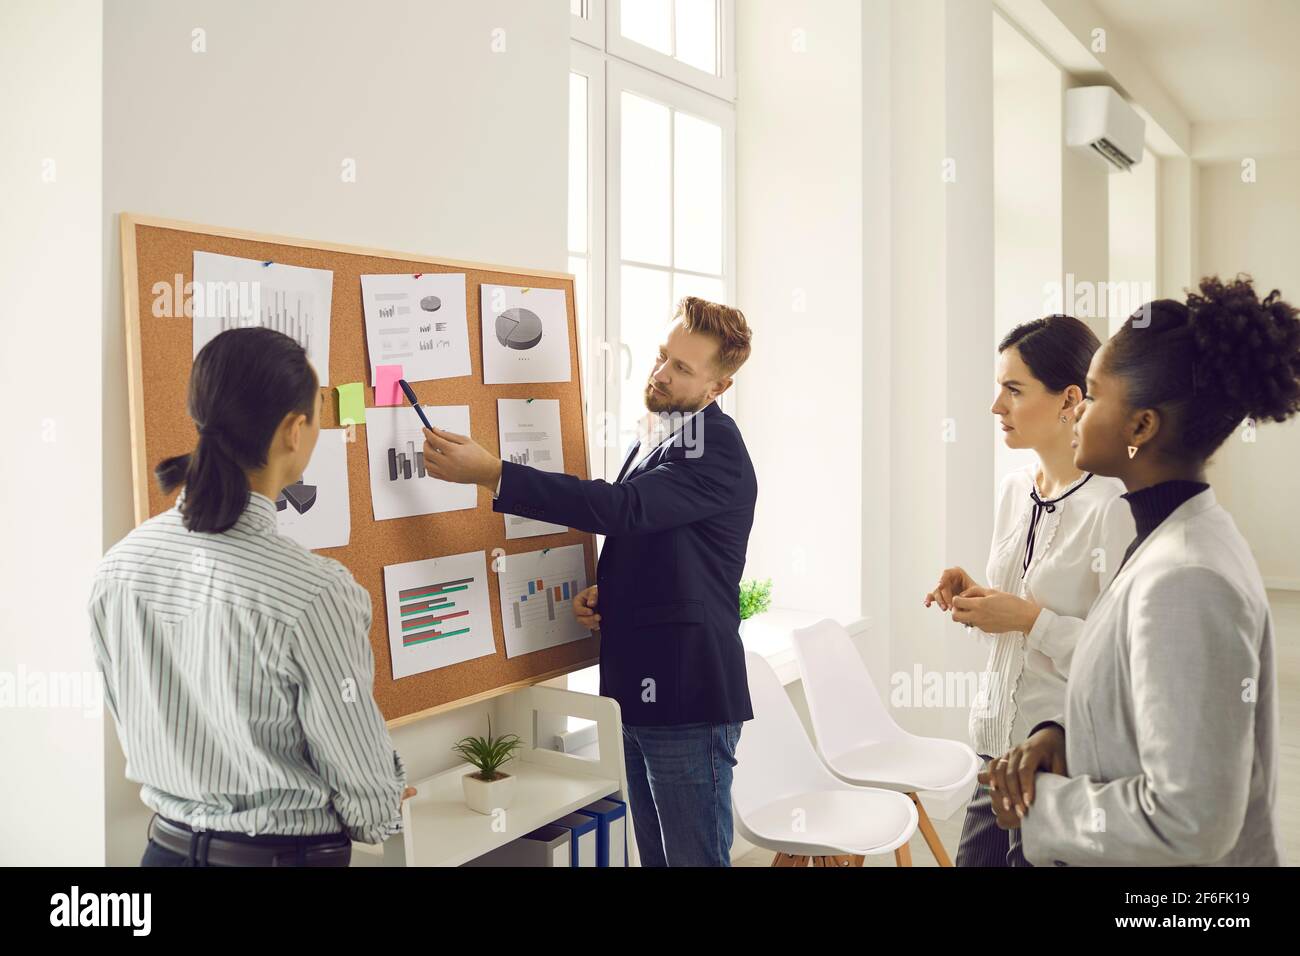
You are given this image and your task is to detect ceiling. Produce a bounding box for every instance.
[1089,0,1300,123]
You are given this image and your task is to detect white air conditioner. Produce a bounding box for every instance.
[1065,86,1145,172]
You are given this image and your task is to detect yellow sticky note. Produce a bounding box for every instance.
[336,382,366,426]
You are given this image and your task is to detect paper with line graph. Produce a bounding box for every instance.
[383,550,496,679]
[496,545,589,658]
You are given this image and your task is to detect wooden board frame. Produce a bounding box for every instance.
[119,213,600,728]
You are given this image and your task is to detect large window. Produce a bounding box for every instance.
[569,0,735,478]
[562,0,735,714]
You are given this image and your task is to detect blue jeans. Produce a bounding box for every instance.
[621,721,743,867]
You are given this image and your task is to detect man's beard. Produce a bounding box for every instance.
[644,380,705,415]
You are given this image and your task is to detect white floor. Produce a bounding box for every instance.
[737,589,1300,867]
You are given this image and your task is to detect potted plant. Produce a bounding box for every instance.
[738,577,773,637]
[453,716,524,815]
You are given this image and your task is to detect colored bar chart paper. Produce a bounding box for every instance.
[497,544,589,658]
[384,550,495,679]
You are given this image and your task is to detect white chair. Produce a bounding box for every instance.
[734,651,919,867]
[792,619,980,867]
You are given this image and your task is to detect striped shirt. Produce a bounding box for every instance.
[89,490,406,844]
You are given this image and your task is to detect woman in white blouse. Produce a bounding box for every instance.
[983,276,1295,865]
[923,315,1134,867]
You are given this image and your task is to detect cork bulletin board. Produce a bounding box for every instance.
[119,213,599,727]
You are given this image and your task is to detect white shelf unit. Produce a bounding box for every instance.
[386,684,630,867]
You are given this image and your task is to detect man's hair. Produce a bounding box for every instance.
[674,296,752,377]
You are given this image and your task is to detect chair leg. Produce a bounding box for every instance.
[907,791,953,867]
[894,844,912,867]
[780,858,873,868]
[775,852,861,867]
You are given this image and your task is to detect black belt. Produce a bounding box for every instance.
[148,814,352,867]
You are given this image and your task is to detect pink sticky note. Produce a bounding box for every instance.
[375,365,404,406]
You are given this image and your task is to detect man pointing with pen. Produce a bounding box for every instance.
[422,297,757,867]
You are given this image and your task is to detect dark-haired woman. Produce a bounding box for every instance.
[924,315,1135,866]
[89,327,411,867]
[984,276,1296,865]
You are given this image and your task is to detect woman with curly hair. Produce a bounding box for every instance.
[981,275,1299,866]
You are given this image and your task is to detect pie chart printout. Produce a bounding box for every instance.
[494,308,544,350]
[273,428,351,552]
[479,284,572,384]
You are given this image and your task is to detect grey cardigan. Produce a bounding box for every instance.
[1021,487,1283,866]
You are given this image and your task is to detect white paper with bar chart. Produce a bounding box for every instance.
[383,550,496,679]
[192,250,334,384]
[496,544,590,658]
[365,405,476,521]
[497,398,567,539]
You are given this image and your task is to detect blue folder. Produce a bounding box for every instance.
[553,812,599,867]
[576,797,628,867]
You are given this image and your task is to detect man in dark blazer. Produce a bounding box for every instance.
[422,297,757,866]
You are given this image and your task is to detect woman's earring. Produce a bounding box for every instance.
[1127,445,1139,459]
[1060,415,1068,423]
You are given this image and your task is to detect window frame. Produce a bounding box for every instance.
[570,0,738,486]
[568,43,609,479]
[569,0,606,51]
[605,57,738,445]
[605,0,737,102]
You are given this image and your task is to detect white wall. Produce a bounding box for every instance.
[1198,158,1300,587]
[0,0,105,867]
[101,0,569,864]
[1159,155,1199,299]
[735,0,864,623]
[1108,147,1158,335]
[737,0,998,750]
[993,11,1062,483]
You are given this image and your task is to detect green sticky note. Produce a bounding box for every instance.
[336,382,366,426]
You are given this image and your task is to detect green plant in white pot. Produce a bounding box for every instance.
[453,716,523,815]
[738,577,773,637]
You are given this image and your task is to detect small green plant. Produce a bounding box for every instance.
[452,715,523,781]
[739,577,773,621]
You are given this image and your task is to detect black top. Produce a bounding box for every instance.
[1116,479,1211,573]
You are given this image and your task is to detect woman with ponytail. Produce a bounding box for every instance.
[90,327,413,867]
[982,276,1298,865]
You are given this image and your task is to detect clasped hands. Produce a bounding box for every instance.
[977,725,1068,829]
[923,566,1041,634]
